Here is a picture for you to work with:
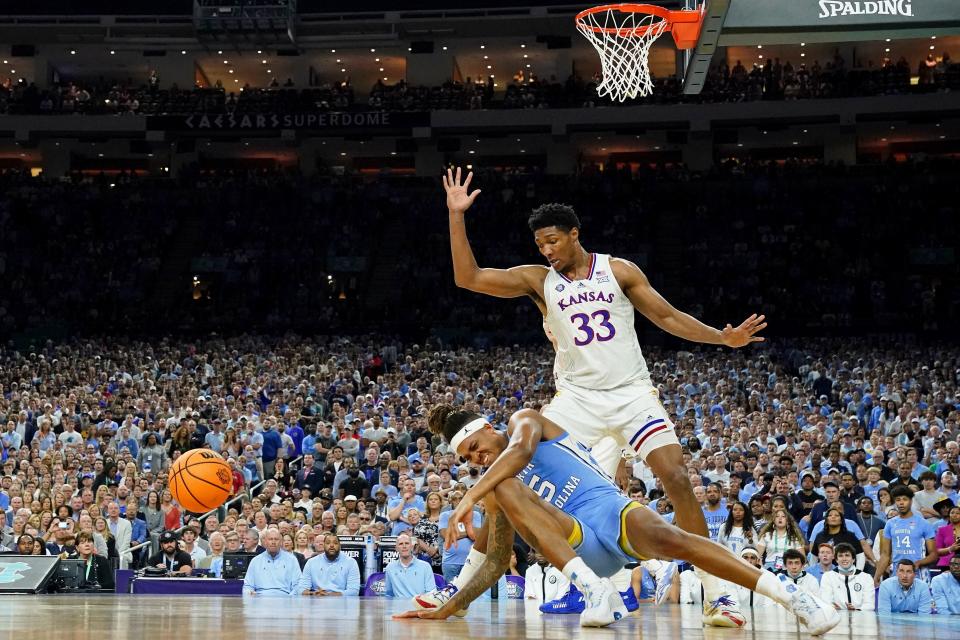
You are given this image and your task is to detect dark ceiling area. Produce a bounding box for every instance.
[0,0,596,16]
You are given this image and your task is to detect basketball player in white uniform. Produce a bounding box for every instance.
[437,167,766,626]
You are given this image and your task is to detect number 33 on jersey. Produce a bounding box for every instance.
[544,253,652,391]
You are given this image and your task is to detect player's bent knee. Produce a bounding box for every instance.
[493,477,527,505]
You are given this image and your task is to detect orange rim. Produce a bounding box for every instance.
[574,3,703,49]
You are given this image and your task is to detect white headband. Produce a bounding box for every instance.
[449,417,488,455]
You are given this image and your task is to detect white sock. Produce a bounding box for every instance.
[755,571,792,609]
[451,548,486,590]
[609,567,632,592]
[694,565,725,602]
[561,557,602,591]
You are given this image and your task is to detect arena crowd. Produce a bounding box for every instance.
[0,333,958,613]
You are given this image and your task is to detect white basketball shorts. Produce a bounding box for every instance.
[541,379,679,477]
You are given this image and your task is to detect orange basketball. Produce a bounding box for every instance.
[168,449,233,513]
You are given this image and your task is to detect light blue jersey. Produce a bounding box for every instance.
[883,513,935,565]
[515,434,640,577]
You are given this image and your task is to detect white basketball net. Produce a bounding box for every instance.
[576,7,669,102]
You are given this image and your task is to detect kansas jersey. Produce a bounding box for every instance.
[882,513,935,564]
[544,253,651,390]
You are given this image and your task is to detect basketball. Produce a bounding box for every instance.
[168,449,233,514]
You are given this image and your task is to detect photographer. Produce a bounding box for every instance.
[46,519,77,556]
[380,428,405,460]
[69,531,114,591]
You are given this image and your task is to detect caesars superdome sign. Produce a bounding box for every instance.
[146,111,429,133]
[818,0,913,18]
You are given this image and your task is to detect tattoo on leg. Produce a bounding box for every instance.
[447,509,512,610]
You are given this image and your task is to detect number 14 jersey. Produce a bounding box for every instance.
[544,253,651,390]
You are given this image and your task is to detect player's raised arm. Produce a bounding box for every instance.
[611,258,766,348]
[444,166,545,299]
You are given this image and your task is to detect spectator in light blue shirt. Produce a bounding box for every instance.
[931,556,960,614]
[877,560,933,614]
[389,479,426,536]
[383,533,436,598]
[297,533,361,596]
[204,423,225,454]
[439,507,483,583]
[243,529,302,596]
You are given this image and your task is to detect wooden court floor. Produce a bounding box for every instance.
[0,595,954,639]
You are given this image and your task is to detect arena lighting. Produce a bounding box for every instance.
[257,49,262,53]
[443,46,448,50]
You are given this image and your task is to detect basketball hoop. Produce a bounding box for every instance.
[575,3,704,101]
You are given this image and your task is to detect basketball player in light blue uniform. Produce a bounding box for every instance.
[436,166,768,626]
[396,405,839,636]
[874,485,938,583]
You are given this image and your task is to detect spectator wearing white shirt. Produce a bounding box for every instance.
[58,420,83,448]
[180,528,207,564]
[779,549,821,598]
[729,547,774,608]
[819,543,875,611]
[704,453,731,486]
[670,567,704,605]
[524,553,569,603]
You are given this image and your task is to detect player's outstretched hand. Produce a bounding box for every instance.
[720,313,766,348]
[443,166,481,214]
[392,608,452,621]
